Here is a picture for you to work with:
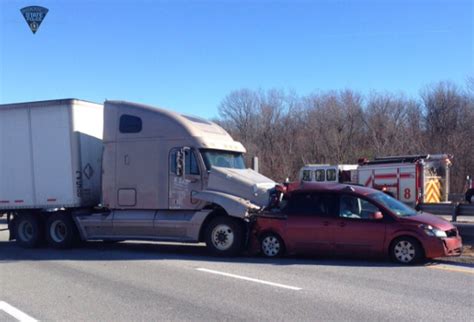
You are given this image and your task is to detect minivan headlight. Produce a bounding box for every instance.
[420,224,447,238]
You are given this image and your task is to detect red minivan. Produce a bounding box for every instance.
[251,182,462,264]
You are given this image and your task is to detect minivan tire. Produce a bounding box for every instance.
[15,213,44,248]
[205,216,243,257]
[390,236,424,265]
[260,233,285,257]
[46,212,79,249]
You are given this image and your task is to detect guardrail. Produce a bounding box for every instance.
[418,203,474,222]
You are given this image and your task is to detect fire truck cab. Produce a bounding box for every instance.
[299,164,357,183]
[299,154,452,207]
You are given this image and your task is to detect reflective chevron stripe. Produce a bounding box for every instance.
[424,178,441,203]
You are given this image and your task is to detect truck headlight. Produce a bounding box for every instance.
[420,224,447,238]
[252,184,259,196]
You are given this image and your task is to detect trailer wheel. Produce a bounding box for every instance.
[46,212,79,249]
[205,216,243,257]
[15,214,44,248]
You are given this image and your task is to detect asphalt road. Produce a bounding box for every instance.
[1,223,473,321]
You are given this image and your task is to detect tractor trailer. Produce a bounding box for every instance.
[0,99,275,255]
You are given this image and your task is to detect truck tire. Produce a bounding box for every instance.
[389,236,424,265]
[466,189,474,204]
[46,212,79,249]
[15,214,44,248]
[205,216,243,257]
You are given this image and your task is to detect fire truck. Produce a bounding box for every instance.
[299,154,452,207]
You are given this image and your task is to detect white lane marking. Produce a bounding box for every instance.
[196,268,302,291]
[0,301,38,322]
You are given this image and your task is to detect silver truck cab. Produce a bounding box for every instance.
[75,100,275,255]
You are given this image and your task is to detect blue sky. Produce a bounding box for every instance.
[1,0,472,118]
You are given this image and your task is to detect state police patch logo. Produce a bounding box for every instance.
[20,6,49,34]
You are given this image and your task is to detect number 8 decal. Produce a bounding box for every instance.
[404,188,411,199]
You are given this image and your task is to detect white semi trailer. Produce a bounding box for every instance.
[0,99,275,255]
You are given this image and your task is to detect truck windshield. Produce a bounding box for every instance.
[369,192,417,217]
[200,149,246,170]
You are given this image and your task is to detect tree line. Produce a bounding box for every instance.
[216,80,474,194]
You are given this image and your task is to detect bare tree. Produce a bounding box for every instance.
[216,82,473,193]
[362,93,423,157]
[217,89,259,143]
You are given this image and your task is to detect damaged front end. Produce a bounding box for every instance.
[193,166,277,218]
[193,190,261,218]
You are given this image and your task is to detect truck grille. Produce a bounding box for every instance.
[445,229,457,238]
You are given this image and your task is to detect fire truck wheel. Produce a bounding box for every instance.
[15,213,44,248]
[205,216,243,257]
[46,212,80,249]
[466,189,474,204]
[389,236,424,265]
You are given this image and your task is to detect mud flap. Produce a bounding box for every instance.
[243,219,253,250]
[243,214,264,255]
[7,213,16,240]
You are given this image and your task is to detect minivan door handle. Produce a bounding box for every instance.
[323,221,330,226]
[338,222,346,227]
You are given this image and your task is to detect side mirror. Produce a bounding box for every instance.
[176,150,184,176]
[369,211,383,220]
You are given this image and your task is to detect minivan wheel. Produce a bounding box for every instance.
[260,233,284,257]
[15,214,43,248]
[205,216,243,256]
[46,213,79,249]
[390,237,424,265]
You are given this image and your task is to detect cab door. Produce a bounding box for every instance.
[334,194,387,256]
[168,147,204,209]
[283,192,337,254]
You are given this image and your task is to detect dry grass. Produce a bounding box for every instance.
[461,244,474,257]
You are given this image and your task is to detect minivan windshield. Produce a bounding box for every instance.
[200,149,246,170]
[370,192,417,217]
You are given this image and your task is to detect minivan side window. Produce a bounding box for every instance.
[284,192,337,217]
[339,195,380,220]
[119,114,142,133]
